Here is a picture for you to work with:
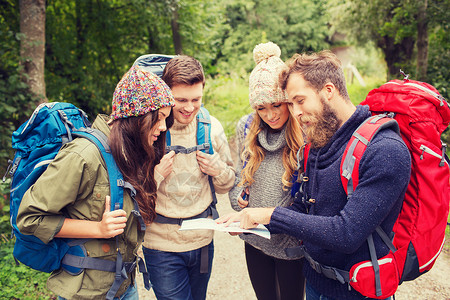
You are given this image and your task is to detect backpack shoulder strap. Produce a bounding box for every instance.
[340,114,400,196]
[243,113,254,139]
[303,143,310,173]
[242,113,255,170]
[166,106,213,154]
[197,106,213,154]
[73,129,125,211]
[73,128,146,232]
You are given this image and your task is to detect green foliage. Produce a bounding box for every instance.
[0,179,11,236]
[446,213,450,254]
[0,240,55,299]
[0,11,38,170]
[347,79,385,106]
[204,74,252,137]
[328,0,439,78]
[426,1,450,101]
[216,0,331,76]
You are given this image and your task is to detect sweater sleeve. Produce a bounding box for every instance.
[268,132,411,254]
[210,115,236,194]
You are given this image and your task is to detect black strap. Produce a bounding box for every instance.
[208,176,219,219]
[200,245,209,274]
[155,204,218,225]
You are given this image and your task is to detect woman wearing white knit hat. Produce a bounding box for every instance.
[228,42,305,300]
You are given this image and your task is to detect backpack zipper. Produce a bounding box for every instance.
[419,144,448,167]
[387,82,448,107]
[350,257,393,283]
[419,145,442,160]
[9,159,53,193]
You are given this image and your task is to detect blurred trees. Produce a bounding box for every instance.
[0,0,448,169]
[215,0,330,75]
[329,0,449,95]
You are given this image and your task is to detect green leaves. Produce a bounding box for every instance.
[0,241,54,299]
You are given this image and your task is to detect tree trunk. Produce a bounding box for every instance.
[377,35,415,80]
[170,5,183,55]
[20,0,47,102]
[416,0,428,81]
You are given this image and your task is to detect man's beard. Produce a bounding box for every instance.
[301,97,341,149]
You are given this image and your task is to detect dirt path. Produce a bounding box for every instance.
[137,194,450,300]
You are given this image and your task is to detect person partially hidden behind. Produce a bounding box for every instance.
[218,50,411,300]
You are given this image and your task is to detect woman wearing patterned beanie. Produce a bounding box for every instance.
[228,42,305,300]
[17,65,174,300]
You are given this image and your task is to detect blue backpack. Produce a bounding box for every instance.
[4,102,150,299]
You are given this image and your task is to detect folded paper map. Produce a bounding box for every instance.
[179,218,271,239]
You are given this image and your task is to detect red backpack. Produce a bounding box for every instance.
[301,77,450,299]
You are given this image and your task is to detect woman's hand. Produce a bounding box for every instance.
[238,188,249,208]
[98,196,127,238]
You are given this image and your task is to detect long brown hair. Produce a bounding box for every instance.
[109,110,174,224]
[240,112,303,189]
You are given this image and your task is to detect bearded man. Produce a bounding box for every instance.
[218,50,411,300]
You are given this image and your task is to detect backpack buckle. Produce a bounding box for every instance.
[3,157,20,181]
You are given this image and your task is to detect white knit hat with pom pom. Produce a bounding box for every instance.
[249,41,287,109]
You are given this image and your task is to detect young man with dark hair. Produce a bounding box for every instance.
[142,55,235,300]
[219,50,411,300]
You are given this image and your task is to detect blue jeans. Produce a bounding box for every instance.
[143,242,214,300]
[305,282,392,300]
[58,282,138,300]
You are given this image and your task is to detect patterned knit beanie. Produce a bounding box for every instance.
[249,42,288,109]
[110,65,174,120]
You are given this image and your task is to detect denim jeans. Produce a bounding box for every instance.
[305,282,392,300]
[57,282,138,300]
[143,241,214,300]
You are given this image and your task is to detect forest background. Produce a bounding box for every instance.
[0,0,449,298]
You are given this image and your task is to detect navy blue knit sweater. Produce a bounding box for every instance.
[268,105,411,300]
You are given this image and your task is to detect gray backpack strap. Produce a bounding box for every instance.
[166,144,210,154]
[285,245,349,284]
[62,254,116,272]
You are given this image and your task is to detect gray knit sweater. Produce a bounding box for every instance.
[229,114,302,260]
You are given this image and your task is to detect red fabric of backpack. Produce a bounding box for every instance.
[347,78,450,298]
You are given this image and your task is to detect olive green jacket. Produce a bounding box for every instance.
[16,115,145,299]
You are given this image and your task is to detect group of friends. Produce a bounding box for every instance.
[16,41,411,300]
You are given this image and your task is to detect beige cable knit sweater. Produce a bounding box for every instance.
[143,115,235,252]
